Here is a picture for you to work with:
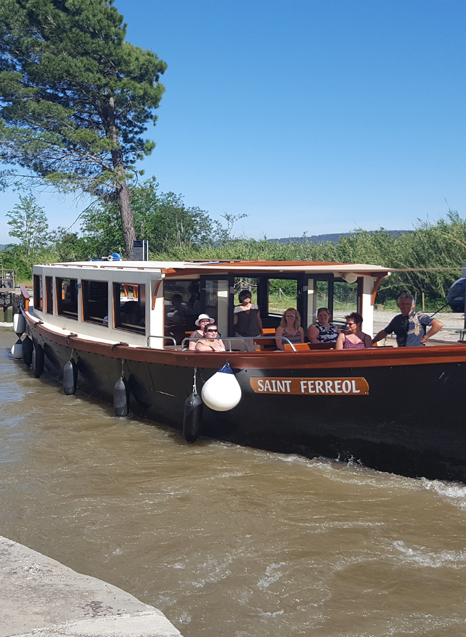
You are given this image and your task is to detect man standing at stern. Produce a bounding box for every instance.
[372,294,443,347]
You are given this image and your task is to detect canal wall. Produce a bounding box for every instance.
[0,536,182,637]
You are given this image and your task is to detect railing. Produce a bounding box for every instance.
[147,334,178,349]
[180,335,296,352]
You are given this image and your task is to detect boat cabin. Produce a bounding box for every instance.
[31,260,391,349]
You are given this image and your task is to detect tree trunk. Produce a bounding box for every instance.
[117,180,136,259]
[107,95,137,260]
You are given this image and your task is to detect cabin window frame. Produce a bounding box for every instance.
[332,277,362,324]
[45,276,54,314]
[56,277,79,320]
[33,274,43,311]
[113,282,146,334]
[199,275,234,339]
[82,279,109,327]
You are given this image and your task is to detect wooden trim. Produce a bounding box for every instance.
[152,279,163,310]
[371,275,387,305]
[20,284,30,311]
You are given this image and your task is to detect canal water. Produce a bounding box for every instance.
[2,326,466,636]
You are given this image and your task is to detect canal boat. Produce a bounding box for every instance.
[12,258,466,482]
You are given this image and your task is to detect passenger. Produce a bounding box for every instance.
[166,293,188,344]
[372,293,443,347]
[195,324,226,352]
[275,308,305,350]
[307,307,340,344]
[336,312,372,349]
[234,290,263,351]
[120,300,138,325]
[189,314,215,350]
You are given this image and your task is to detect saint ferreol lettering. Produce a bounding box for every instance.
[256,379,292,393]
[250,377,369,396]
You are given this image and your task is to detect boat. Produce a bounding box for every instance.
[11,257,466,483]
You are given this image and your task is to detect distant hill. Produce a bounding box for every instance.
[269,230,410,244]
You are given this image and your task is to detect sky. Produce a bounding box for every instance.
[2,0,466,244]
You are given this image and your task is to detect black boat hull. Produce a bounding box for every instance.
[23,317,466,483]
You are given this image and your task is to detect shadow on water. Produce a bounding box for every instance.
[2,328,466,637]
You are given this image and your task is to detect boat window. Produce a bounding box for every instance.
[204,279,229,336]
[333,280,359,323]
[266,279,297,317]
[164,280,199,343]
[113,283,146,334]
[46,276,54,314]
[33,275,43,311]
[56,277,78,320]
[234,278,258,305]
[82,280,108,326]
[306,279,330,327]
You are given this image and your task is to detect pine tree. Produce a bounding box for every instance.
[0,0,167,258]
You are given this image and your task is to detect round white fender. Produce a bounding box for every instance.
[201,363,242,412]
[13,312,26,336]
[11,339,23,359]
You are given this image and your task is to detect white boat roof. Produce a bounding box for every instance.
[36,260,392,277]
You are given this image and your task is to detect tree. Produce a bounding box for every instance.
[6,194,50,255]
[80,178,225,255]
[0,0,166,258]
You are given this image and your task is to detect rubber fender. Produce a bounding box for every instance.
[11,339,23,359]
[63,359,78,395]
[22,336,33,367]
[13,312,26,336]
[183,392,203,443]
[114,377,129,417]
[31,342,45,378]
[201,363,242,412]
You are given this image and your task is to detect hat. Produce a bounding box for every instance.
[195,314,215,326]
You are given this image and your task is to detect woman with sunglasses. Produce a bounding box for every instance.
[336,312,372,350]
[307,307,340,344]
[188,314,214,350]
[195,325,226,352]
[275,308,305,350]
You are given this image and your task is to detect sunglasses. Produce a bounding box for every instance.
[205,329,218,333]
[346,322,355,326]
[285,314,295,318]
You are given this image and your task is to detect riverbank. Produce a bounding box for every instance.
[1,536,181,637]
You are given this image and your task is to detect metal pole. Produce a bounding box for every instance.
[463,263,466,332]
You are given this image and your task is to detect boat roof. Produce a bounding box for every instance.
[36,260,392,277]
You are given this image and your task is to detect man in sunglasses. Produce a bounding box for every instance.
[372,294,443,347]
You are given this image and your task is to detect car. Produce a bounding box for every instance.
[447,277,465,312]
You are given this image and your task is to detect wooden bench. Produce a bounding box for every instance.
[254,337,277,351]
[308,342,335,350]
[284,343,311,351]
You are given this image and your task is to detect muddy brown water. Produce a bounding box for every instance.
[2,327,466,636]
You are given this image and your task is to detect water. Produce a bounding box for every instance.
[2,326,466,636]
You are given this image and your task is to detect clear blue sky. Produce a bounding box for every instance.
[2,0,466,243]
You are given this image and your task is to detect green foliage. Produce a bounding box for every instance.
[80,178,226,255]
[4,187,466,311]
[6,194,50,256]
[0,0,167,256]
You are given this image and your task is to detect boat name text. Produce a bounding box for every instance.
[250,377,369,395]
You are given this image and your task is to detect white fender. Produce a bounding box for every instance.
[11,339,23,359]
[201,363,242,412]
[13,312,26,336]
